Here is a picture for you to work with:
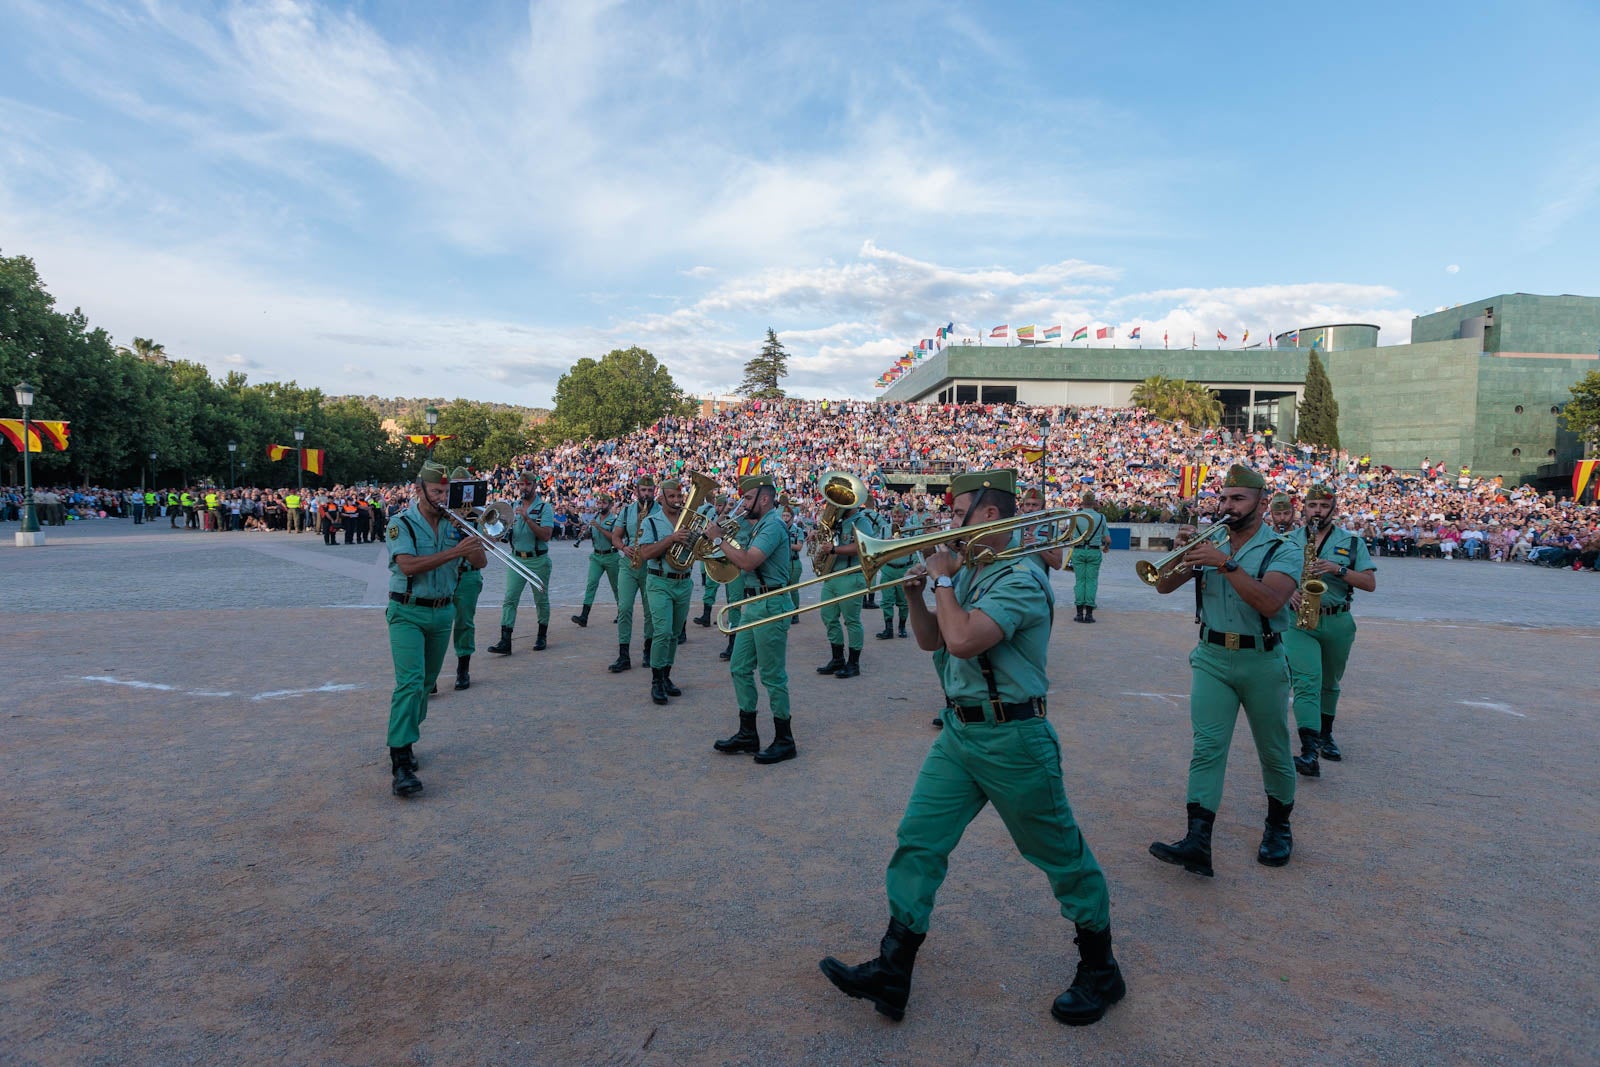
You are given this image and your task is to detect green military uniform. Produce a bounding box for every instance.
[875,508,918,638]
[1070,507,1109,613]
[729,504,793,721]
[1282,504,1373,754]
[640,504,693,672]
[819,509,871,656]
[500,492,554,631]
[384,470,460,754]
[580,506,623,611]
[615,491,659,649]
[786,516,805,611]
[448,469,483,676]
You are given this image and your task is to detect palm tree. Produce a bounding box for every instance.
[1130,376,1222,427]
[116,337,167,364]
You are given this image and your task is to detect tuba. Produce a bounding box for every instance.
[809,470,868,575]
[1295,517,1327,630]
[663,472,722,572]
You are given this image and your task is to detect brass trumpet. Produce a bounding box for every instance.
[1134,519,1232,586]
[717,508,1099,634]
[441,501,547,592]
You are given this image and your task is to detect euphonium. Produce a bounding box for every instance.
[809,470,868,574]
[1295,517,1327,631]
[663,472,721,571]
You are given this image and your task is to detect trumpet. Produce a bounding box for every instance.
[717,508,1099,634]
[1134,519,1232,585]
[441,501,547,592]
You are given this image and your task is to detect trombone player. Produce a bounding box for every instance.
[448,466,485,691]
[707,473,797,764]
[488,471,554,654]
[820,469,1125,1028]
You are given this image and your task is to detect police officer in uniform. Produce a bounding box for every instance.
[1282,483,1376,775]
[449,467,484,690]
[873,504,916,640]
[384,462,486,796]
[1068,492,1109,623]
[635,477,696,705]
[285,490,303,533]
[571,493,621,629]
[488,473,554,654]
[708,474,796,762]
[819,469,1125,1026]
[605,475,659,672]
[1148,464,1301,876]
[815,487,871,679]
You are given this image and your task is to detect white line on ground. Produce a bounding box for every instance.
[252,683,367,701]
[80,676,367,701]
[1457,700,1526,718]
[81,676,178,692]
[1121,691,1188,704]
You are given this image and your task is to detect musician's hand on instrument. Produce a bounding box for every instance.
[1175,524,1198,547]
[1288,590,1304,610]
[1185,542,1230,569]
[923,547,961,579]
[902,565,928,595]
[1311,559,1339,577]
[667,528,693,545]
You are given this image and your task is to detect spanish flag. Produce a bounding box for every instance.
[0,419,41,452]
[736,456,765,477]
[1574,458,1599,500]
[301,448,326,476]
[1180,464,1210,499]
[267,443,292,461]
[1017,446,1046,464]
[405,434,455,448]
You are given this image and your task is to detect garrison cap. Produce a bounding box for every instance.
[714,493,730,506]
[635,473,657,488]
[1020,487,1045,504]
[739,474,775,492]
[659,476,683,492]
[417,460,449,484]
[1268,492,1293,511]
[949,468,1018,500]
[1222,464,1266,489]
[596,492,614,506]
[1305,483,1336,501]
[449,466,472,480]
[1080,490,1096,506]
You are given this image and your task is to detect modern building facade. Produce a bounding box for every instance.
[877,293,1598,485]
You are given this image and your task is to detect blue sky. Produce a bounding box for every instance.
[3,0,1598,404]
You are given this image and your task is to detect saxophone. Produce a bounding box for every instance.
[1295,517,1327,631]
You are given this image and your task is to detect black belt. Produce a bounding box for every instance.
[648,567,692,579]
[1200,627,1280,651]
[951,697,1047,724]
[390,592,452,608]
[1320,604,1351,616]
[514,549,548,558]
[593,548,616,555]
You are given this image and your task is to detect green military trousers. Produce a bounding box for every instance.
[730,587,790,720]
[1283,612,1357,731]
[646,573,692,668]
[581,550,621,608]
[1186,641,1297,811]
[1070,547,1103,608]
[617,563,653,646]
[876,563,910,627]
[789,556,802,610]
[385,600,454,748]
[820,569,867,650]
[720,575,747,631]
[500,552,552,629]
[452,567,483,657]
[888,712,1111,935]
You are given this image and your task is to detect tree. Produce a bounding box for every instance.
[116,337,167,364]
[1129,376,1222,427]
[1296,350,1341,450]
[1563,370,1600,448]
[739,328,788,399]
[551,346,695,440]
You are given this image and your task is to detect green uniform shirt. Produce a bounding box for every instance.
[639,508,692,575]
[591,512,620,552]
[1197,523,1299,634]
[509,498,554,553]
[824,510,872,574]
[1283,524,1374,609]
[1083,510,1108,545]
[386,504,460,600]
[618,500,660,562]
[743,509,791,588]
[933,557,1054,705]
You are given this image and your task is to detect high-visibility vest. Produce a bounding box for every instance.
[167,492,178,505]
[144,492,156,505]
[205,493,219,508]
[342,502,358,516]
[181,492,194,506]
[286,494,301,509]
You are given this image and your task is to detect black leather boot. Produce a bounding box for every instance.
[1149,802,1215,877]
[488,626,513,654]
[429,682,437,695]
[835,647,861,679]
[1293,726,1321,777]
[714,711,761,754]
[1258,797,1293,867]
[650,668,668,706]
[677,626,687,645]
[1051,924,1126,1026]
[1319,713,1342,761]
[695,605,713,627]
[816,643,845,674]
[897,612,907,638]
[607,644,631,673]
[718,633,735,661]
[875,619,895,639]
[454,655,471,690]
[863,593,878,609]
[534,624,548,651]
[661,667,682,697]
[754,717,796,764]
[643,637,653,665]
[1074,604,1085,622]
[390,747,422,797]
[570,604,591,627]
[1083,607,1096,624]
[819,918,925,1021]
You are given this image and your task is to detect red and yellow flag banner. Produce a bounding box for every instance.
[267,443,292,461]
[1016,446,1046,464]
[0,419,69,452]
[405,434,456,449]
[1573,459,1599,500]
[301,448,326,476]
[1180,463,1210,499]
[736,456,765,477]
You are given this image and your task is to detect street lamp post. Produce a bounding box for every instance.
[294,426,305,493]
[14,381,43,547]
[228,440,237,489]
[425,406,439,461]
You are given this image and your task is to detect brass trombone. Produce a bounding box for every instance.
[441,501,547,593]
[1133,519,1232,586]
[716,508,1099,634]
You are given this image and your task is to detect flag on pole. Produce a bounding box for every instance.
[1268,330,1275,349]
[1287,329,1300,346]
[1096,326,1114,341]
[0,419,41,452]
[301,449,326,476]
[1191,333,1197,348]
[1071,326,1089,342]
[1241,330,1250,345]
[1216,330,1228,342]
[1129,327,1141,340]
[1016,325,1037,342]
[267,443,292,461]
[1017,446,1047,464]
[1180,464,1210,499]
[990,325,1009,339]
[1042,325,1062,341]
[1573,459,1599,499]
[736,456,766,477]
[1163,331,1168,348]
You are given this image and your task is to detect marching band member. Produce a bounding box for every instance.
[605,475,659,673]
[448,466,484,690]
[488,471,553,654]
[571,492,621,630]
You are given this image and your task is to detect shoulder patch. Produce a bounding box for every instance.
[387,523,400,542]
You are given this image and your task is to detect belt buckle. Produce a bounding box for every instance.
[1224,632,1241,651]
[989,700,1008,723]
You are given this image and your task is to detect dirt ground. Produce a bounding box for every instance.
[2,530,1597,1065]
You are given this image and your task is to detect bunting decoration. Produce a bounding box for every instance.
[1574,459,1599,500]
[1180,464,1210,499]
[0,419,70,452]
[300,448,326,476]
[267,443,293,461]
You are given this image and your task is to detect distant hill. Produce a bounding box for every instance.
[335,395,552,423]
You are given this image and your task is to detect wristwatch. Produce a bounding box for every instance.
[1337,564,1347,577]
[1222,559,1240,573]
[934,576,955,589]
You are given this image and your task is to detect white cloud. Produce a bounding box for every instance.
[1446,264,1461,274]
